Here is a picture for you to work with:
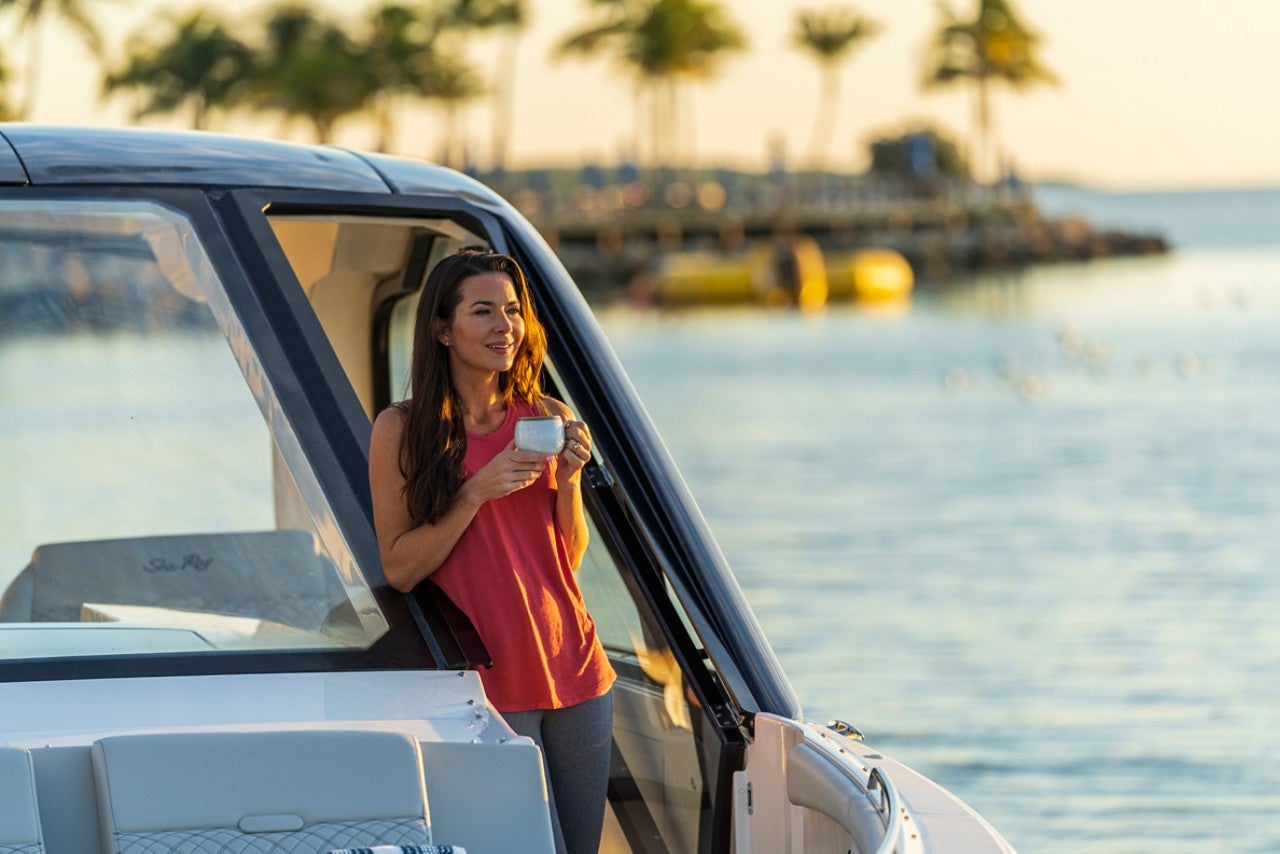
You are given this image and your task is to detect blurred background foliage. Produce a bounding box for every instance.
[0,0,1056,182]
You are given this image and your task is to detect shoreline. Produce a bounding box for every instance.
[488,173,1170,303]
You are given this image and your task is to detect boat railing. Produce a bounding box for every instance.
[790,724,911,854]
[867,765,905,854]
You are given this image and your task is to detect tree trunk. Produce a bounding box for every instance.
[681,83,696,175]
[490,34,519,171]
[440,103,460,168]
[663,78,678,172]
[804,64,841,171]
[973,74,994,183]
[19,21,44,121]
[374,99,394,153]
[646,85,661,173]
[631,84,644,169]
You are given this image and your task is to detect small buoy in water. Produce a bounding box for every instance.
[825,248,914,302]
[1177,351,1200,378]
[944,367,970,391]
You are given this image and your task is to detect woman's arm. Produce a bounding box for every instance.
[369,407,548,591]
[543,398,591,569]
[369,408,480,591]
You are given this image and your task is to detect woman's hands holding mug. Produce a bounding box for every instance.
[464,442,550,504]
[557,419,592,483]
[464,417,590,502]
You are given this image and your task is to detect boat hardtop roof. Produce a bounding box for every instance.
[0,124,502,203]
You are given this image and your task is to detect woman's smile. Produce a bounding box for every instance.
[443,272,526,373]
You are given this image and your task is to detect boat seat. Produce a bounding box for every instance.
[0,530,353,631]
[91,729,436,854]
[0,746,44,854]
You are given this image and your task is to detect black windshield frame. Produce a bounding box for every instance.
[0,185,432,682]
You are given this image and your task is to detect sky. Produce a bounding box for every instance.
[22,0,1280,189]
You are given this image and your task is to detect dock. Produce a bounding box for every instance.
[484,169,1169,303]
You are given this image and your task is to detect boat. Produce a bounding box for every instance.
[0,125,1012,854]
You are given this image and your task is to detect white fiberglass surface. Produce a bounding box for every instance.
[0,199,388,660]
[0,670,495,745]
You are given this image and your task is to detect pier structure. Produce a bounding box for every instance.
[484,169,1168,303]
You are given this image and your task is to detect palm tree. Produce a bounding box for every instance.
[0,51,15,121]
[0,0,115,120]
[102,9,252,130]
[361,3,440,152]
[251,4,377,144]
[922,0,1057,181]
[556,0,746,172]
[790,5,881,171]
[443,0,527,172]
[420,51,484,168]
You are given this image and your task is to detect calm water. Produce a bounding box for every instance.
[596,187,1280,852]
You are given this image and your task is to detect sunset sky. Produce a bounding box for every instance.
[24,0,1280,189]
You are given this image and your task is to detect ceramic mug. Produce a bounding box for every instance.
[514,415,565,454]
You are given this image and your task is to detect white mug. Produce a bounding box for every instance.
[514,415,565,454]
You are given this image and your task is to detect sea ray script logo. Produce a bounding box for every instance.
[143,553,214,573]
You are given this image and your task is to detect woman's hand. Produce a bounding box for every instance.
[462,441,550,504]
[557,419,592,483]
[538,401,591,567]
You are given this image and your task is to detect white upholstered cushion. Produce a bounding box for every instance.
[0,746,43,854]
[92,729,431,854]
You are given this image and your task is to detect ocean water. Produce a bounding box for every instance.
[596,186,1280,852]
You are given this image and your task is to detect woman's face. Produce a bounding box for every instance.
[440,271,525,376]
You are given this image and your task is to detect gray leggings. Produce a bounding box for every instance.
[503,690,613,854]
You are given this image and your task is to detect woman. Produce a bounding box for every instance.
[368,248,615,854]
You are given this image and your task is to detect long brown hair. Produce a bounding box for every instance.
[397,248,548,524]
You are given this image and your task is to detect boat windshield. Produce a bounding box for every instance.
[0,199,389,662]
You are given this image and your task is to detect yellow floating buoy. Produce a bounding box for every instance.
[826,248,914,303]
[649,249,760,306]
[645,237,829,310]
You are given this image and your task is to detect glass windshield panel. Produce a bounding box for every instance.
[0,200,388,661]
[542,374,716,852]
[576,516,713,853]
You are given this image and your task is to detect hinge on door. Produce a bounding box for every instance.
[583,462,614,488]
[710,703,742,729]
[747,781,753,815]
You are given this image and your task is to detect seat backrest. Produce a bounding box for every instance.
[91,729,432,854]
[1,530,348,631]
[0,746,44,854]
[307,270,379,417]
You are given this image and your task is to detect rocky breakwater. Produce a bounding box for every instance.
[508,178,1169,303]
[868,199,1169,282]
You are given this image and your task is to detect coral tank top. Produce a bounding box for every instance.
[430,400,615,712]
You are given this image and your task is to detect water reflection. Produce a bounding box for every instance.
[598,247,1280,853]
